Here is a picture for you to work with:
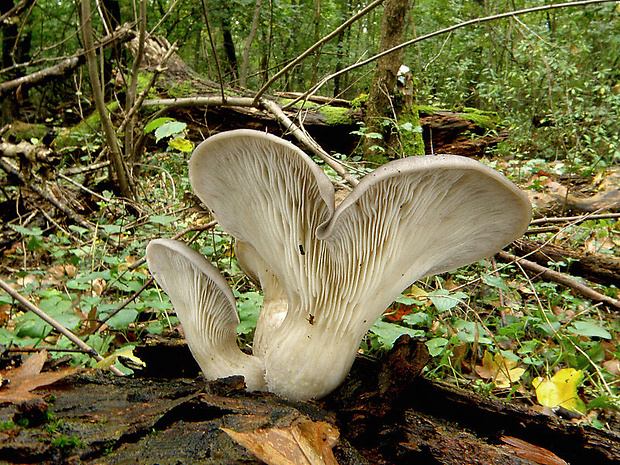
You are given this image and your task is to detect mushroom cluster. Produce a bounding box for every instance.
[146,129,531,401]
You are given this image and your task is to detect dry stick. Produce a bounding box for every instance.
[298,0,617,104]
[530,212,620,226]
[261,99,359,187]
[0,24,134,96]
[253,0,384,104]
[496,250,620,310]
[0,278,125,376]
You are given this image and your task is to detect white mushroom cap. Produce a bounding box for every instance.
[146,239,265,390]
[184,129,531,400]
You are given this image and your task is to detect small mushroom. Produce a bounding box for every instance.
[150,129,531,401]
[146,239,265,390]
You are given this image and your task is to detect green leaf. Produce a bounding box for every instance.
[106,309,138,329]
[402,312,430,327]
[237,292,262,335]
[144,117,175,133]
[155,121,187,142]
[369,320,424,349]
[453,319,492,344]
[426,337,449,357]
[587,395,620,411]
[428,289,467,313]
[481,274,510,292]
[569,321,612,339]
[148,215,181,225]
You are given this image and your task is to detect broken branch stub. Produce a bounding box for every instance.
[147,129,531,401]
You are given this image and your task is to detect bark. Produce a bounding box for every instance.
[3,337,618,464]
[220,4,238,82]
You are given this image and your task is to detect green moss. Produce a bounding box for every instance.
[321,106,353,125]
[278,98,353,125]
[6,121,49,142]
[168,81,197,99]
[350,93,369,109]
[458,107,500,129]
[53,101,119,149]
[398,107,425,156]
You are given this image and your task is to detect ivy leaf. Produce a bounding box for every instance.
[369,320,424,349]
[144,117,175,133]
[569,321,612,340]
[532,368,587,414]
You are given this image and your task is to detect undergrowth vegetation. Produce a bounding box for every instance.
[1,141,619,428]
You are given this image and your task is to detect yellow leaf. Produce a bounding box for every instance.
[474,350,525,388]
[168,136,194,152]
[94,347,145,370]
[532,368,586,414]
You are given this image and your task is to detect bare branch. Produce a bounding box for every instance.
[497,250,620,310]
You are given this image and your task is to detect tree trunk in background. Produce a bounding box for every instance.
[239,0,262,88]
[220,3,238,82]
[363,0,424,164]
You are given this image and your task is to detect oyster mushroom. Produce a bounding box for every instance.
[149,129,531,401]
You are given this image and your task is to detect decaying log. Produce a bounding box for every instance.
[2,337,620,464]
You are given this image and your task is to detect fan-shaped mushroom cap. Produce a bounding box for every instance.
[146,239,265,390]
[186,129,531,400]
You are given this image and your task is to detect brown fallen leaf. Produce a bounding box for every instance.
[0,350,77,405]
[222,419,339,465]
[500,435,568,465]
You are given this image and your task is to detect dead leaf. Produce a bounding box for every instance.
[500,435,568,465]
[474,350,525,388]
[0,350,77,405]
[603,359,620,377]
[90,277,107,296]
[222,420,339,465]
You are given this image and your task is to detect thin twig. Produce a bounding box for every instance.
[530,212,620,226]
[261,99,359,187]
[200,0,225,100]
[0,156,96,232]
[0,278,125,376]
